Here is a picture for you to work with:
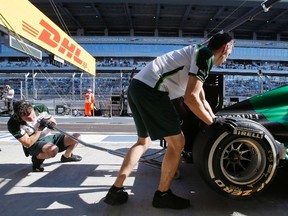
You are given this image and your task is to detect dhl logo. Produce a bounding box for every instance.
[22,19,87,69]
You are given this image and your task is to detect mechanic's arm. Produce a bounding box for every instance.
[17,128,42,148]
[17,116,56,148]
[183,75,214,125]
[199,88,216,119]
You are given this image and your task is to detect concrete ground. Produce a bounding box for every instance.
[1,116,288,216]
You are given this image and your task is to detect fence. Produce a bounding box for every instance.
[1,72,288,115]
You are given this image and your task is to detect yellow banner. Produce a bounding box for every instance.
[0,0,95,75]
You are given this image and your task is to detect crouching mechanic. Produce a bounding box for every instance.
[7,100,82,172]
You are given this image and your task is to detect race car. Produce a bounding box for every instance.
[176,74,288,198]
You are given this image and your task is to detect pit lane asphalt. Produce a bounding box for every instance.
[1,115,288,216]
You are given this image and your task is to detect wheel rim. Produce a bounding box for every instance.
[220,138,266,185]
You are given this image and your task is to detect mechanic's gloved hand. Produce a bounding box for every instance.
[212,117,237,132]
[38,118,48,131]
[47,121,56,130]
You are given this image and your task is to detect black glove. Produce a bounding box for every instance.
[38,118,48,131]
[47,121,56,130]
[212,117,237,132]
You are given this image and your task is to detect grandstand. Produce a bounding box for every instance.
[1,0,288,115]
[1,35,288,114]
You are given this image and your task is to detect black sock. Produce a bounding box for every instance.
[157,190,170,195]
[110,185,124,192]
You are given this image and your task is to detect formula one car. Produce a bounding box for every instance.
[176,74,288,198]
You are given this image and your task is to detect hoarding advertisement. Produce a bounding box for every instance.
[0,0,95,75]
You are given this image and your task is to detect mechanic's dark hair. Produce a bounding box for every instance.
[13,100,33,117]
[208,32,233,50]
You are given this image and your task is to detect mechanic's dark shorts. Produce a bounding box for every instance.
[127,79,181,140]
[27,133,66,156]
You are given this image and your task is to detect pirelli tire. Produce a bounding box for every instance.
[193,117,279,198]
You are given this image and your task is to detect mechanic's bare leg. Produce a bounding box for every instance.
[63,133,80,158]
[61,133,82,162]
[38,143,59,159]
[158,133,184,191]
[114,136,151,187]
[31,143,59,172]
[152,132,190,209]
[104,137,151,205]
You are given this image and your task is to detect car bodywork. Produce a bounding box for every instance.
[219,84,288,147]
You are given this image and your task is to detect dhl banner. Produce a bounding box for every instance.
[0,0,95,75]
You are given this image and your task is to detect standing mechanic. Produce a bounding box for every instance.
[7,100,82,172]
[83,88,95,116]
[4,85,14,115]
[104,32,235,209]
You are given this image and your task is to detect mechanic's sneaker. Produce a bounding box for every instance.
[61,154,82,162]
[31,156,44,172]
[152,189,190,209]
[104,185,128,205]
